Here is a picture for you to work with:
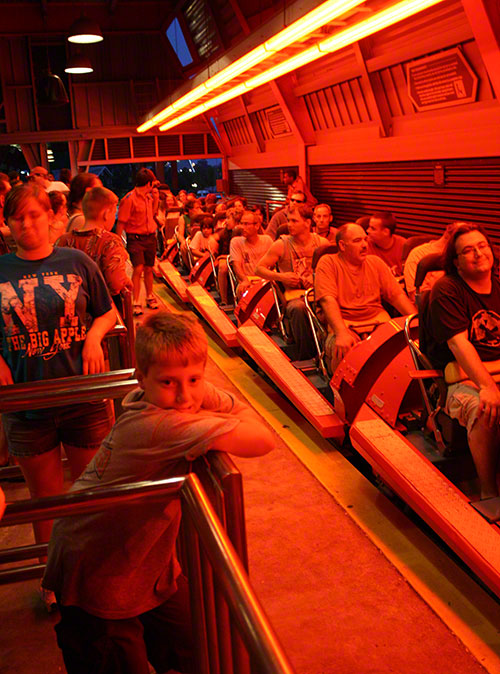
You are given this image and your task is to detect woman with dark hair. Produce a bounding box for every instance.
[0,184,116,606]
[67,172,102,232]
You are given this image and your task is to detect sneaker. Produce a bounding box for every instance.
[39,585,58,613]
[146,296,158,310]
[133,304,143,316]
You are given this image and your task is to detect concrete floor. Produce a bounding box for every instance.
[1,288,499,673]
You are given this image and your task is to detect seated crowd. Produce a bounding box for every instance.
[1,165,500,669]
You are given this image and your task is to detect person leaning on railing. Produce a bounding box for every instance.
[43,310,274,674]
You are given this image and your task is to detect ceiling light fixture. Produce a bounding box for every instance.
[65,54,94,74]
[138,0,365,132]
[68,16,103,44]
[157,0,445,133]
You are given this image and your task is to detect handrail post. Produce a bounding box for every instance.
[182,474,295,674]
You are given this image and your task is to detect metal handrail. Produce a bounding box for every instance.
[0,369,137,413]
[182,475,294,673]
[1,475,295,674]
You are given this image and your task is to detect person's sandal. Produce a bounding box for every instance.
[146,296,158,310]
[133,304,143,316]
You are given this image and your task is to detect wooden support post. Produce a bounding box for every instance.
[67,141,78,176]
[238,96,264,153]
[462,0,500,100]
[353,42,392,138]
[171,160,178,191]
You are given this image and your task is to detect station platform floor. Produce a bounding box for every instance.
[1,282,500,673]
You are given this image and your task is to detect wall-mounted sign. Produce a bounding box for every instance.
[406,47,478,112]
[266,106,292,138]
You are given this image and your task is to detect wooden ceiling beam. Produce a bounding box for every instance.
[0,2,175,36]
[228,0,251,36]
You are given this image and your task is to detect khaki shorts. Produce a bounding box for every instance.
[445,381,482,434]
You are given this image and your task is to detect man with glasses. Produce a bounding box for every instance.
[424,223,500,504]
[265,190,307,240]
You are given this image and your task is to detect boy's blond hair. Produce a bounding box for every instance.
[83,186,118,221]
[135,310,207,373]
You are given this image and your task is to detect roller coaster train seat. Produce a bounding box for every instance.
[276,223,289,238]
[299,245,338,376]
[309,243,393,377]
[189,251,217,287]
[401,234,434,264]
[226,255,262,304]
[234,279,278,330]
[405,289,469,457]
[226,255,238,301]
[163,238,179,264]
[414,251,444,306]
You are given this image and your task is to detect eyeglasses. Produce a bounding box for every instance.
[457,242,491,258]
[290,198,305,204]
[32,172,48,178]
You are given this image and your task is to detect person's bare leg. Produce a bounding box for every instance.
[218,261,229,304]
[16,446,63,555]
[64,444,100,482]
[144,266,154,297]
[468,419,499,499]
[132,264,144,304]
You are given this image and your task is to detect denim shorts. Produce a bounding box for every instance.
[3,400,113,458]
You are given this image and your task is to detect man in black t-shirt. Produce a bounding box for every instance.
[426,223,500,502]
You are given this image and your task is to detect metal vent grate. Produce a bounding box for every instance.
[132,136,156,157]
[183,133,205,154]
[302,77,373,130]
[91,139,106,161]
[107,137,131,159]
[158,135,181,155]
[222,116,252,146]
[183,0,220,61]
[207,134,220,154]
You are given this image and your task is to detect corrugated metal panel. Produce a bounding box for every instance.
[158,135,180,155]
[183,133,205,154]
[222,116,252,146]
[310,158,500,245]
[229,167,296,207]
[132,135,156,157]
[107,137,131,159]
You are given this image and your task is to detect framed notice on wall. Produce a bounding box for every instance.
[406,47,478,112]
[265,106,292,138]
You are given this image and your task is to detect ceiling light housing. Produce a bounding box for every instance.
[65,54,93,74]
[68,17,103,44]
